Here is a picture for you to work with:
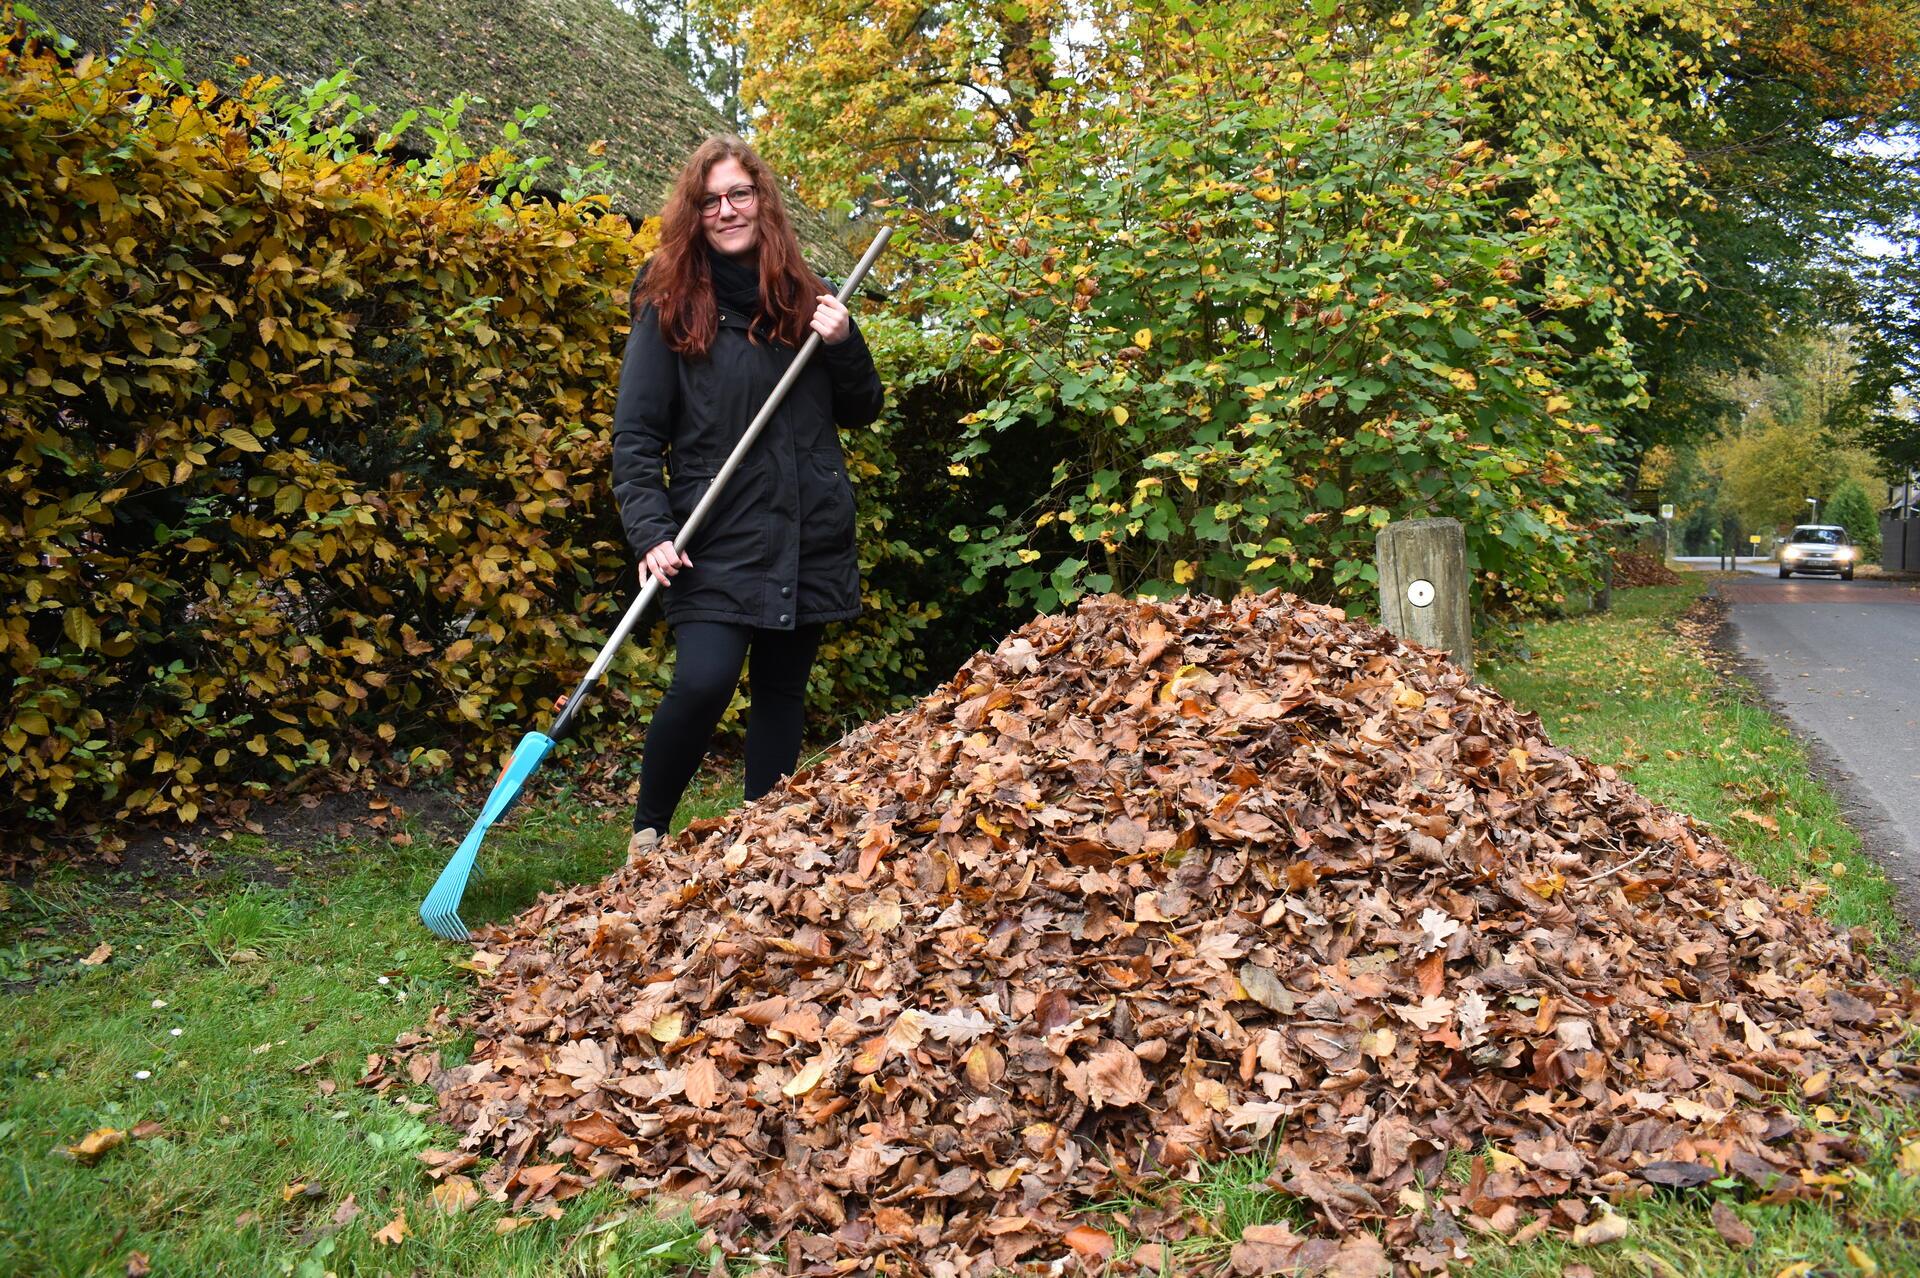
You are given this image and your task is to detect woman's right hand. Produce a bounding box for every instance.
[642,539,692,587]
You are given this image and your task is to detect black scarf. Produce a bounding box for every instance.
[707,247,762,324]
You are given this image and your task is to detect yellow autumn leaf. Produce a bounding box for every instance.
[64,609,101,653]
[648,1010,684,1043]
[1132,327,1152,348]
[782,1056,827,1097]
[65,1127,126,1163]
[1526,871,1566,899]
[1112,405,1129,425]
[1728,808,1779,832]
[1172,560,1196,585]
[374,1207,409,1246]
[220,427,264,453]
[429,1174,481,1215]
[1569,1208,1629,1247]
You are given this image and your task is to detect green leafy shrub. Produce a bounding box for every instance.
[1823,478,1881,559]
[898,0,1712,616]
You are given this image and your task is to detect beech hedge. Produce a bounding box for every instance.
[0,26,937,832]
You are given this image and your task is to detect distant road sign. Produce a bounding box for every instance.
[1659,503,1675,520]
[1749,535,1763,545]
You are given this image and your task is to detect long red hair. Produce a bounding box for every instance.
[638,136,823,358]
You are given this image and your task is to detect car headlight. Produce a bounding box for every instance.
[1836,546,1855,560]
[1783,546,1804,558]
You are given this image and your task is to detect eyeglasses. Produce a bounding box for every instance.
[698,184,758,217]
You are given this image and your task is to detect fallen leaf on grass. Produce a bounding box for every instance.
[1638,1161,1715,1189]
[494,1215,538,1235]
[430,1174,481,1215]
[332,1194,361,1227]
[1062,1224,1113,1261]
[79,942,112,966]
[1846,1244,1880,1274]
[1230,1222,1305,1273]
[130,1120,164,1140]
[1329,1232,1390,1277]
[417,1149,478,1179]
[1625,1248,1684,1278]
[1730,809,1779,832]
[373,1207,409,1245]
[1710,1200,1753,1249]
[1570,1210,1630,1247]
[64,1128,125,1163]
[124,1252,150,1278]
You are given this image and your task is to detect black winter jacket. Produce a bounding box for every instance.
[610,275,885,630]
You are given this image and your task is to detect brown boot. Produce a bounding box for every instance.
[626,827,659,868]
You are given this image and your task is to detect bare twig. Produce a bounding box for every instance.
[1579,846,1657,886]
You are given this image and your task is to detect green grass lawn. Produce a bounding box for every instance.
[2,580,1916,1276]
[0,784,732,1277]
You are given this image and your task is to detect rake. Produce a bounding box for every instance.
[419,227,894,940]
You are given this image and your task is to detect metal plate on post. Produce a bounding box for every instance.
[1375,517,1472,675]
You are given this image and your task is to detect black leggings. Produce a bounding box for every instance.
[633,620,825,834]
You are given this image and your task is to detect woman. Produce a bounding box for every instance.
[610,135,884,862]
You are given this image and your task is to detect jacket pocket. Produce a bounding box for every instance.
[801,449,857,554]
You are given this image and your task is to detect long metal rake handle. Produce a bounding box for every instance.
[547,224,893,743]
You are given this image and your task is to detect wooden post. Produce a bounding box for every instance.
[1376,518,1473,676]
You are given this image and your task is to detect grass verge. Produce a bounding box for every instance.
[2,581,1915,1275]
[0,778,738,1277]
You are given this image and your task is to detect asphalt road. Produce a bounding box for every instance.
[1696,567,1920,917]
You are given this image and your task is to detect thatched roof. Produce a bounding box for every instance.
[34,0,854,270]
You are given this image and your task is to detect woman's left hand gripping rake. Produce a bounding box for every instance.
[418,227,893,941]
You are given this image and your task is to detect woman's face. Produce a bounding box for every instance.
[701,157,760,259]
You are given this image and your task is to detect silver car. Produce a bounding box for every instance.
[1779,525,1858,580]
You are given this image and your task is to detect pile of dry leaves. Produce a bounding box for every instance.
[416,592,1917,1274]
[1610,549,1682,588]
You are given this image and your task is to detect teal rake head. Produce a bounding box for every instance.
[418,731,555,940]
